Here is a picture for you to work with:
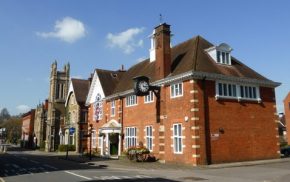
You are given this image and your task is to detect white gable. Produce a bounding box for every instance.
[85,70,105,106]
[65,80,74,107]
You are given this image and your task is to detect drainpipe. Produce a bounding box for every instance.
[202,77,211,165]
[120,96,124,153]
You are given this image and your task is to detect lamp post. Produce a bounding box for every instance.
[66,126,70,160]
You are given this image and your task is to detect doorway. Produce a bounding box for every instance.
[109,133,119,155]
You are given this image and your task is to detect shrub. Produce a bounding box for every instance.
[126,146,150,161]
[58,144,76,152]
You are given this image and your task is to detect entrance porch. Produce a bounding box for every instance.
[98,120,122,158]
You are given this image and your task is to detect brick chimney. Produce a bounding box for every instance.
[150,23,171,80]
[44,99,48,110]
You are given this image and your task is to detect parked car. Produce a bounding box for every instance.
[280,146,290,157]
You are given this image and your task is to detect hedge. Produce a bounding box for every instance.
[58,144,76,152]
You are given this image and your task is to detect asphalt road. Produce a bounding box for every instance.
[0,147,176,182]
[2,146,290,182]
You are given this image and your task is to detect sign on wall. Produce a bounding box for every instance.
[94,93,103,121]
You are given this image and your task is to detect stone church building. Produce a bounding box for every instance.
[45,61,70,152]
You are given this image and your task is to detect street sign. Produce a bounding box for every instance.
[69,127,75,135]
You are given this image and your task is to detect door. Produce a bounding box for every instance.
[109,133,119,155]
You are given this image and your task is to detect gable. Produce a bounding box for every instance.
[65,80,74,106]
[85,71,105,106]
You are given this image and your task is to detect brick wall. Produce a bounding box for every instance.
[196,80,279,164]
[284,93,290,144]
[87,79,279,165]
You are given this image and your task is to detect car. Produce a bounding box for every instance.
[280,146,290,157]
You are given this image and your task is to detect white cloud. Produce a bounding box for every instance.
[107,27,144,54]
[37,17,86,43]
[16,105,31,114]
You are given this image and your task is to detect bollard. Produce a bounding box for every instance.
[3,145,7,153]
[0,145,3,153]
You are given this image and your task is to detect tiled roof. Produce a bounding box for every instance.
[71,79,90,104]
[110,35,273,95]
[96,69,125,96]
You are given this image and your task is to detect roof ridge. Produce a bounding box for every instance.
[193,36,200,71]
[95,68,117,72]
[172,35,198,49]
[71,78,88,81]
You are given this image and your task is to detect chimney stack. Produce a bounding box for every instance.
[150,23,171,80]
[44,99,49,110]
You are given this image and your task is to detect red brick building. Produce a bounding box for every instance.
[21,109,35,148]
[284,92,290,143]
[86,23,280,165]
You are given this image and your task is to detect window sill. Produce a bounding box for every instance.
[215,95,262,103]
[125,104,138,108]
[173,152,183,154]
[144,101,154,104]
[216,62,232,66]
[170,95,183,99]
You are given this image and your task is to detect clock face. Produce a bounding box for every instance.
[138,80,149,93]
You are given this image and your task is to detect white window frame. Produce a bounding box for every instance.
[216,50,231,65]
[125,127,137,149]
[144,91,154,103]
[173,123,182,154]
[92,130,97,148]
[111,100,115,117]
[239,85,260,100]
[216,81,261,102]
[69,133,74,145]
[126,95,137,107]
[216,82,237,98]
[145,126,153,151]
[170,82,183,98]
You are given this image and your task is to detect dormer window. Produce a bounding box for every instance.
[206,43,233,65]
[217,51,230,64]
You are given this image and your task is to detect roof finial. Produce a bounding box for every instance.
[159,14,163,25]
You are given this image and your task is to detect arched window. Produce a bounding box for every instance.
[72,111,77,123]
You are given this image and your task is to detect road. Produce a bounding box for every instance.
[1,146,290,182]
[0,147,176,182]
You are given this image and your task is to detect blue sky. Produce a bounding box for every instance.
[0,0,289,115]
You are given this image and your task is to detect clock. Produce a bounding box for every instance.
[137,80,149,93]
[133,76,150,96]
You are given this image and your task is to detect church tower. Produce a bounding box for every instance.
[45,61,70,152]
